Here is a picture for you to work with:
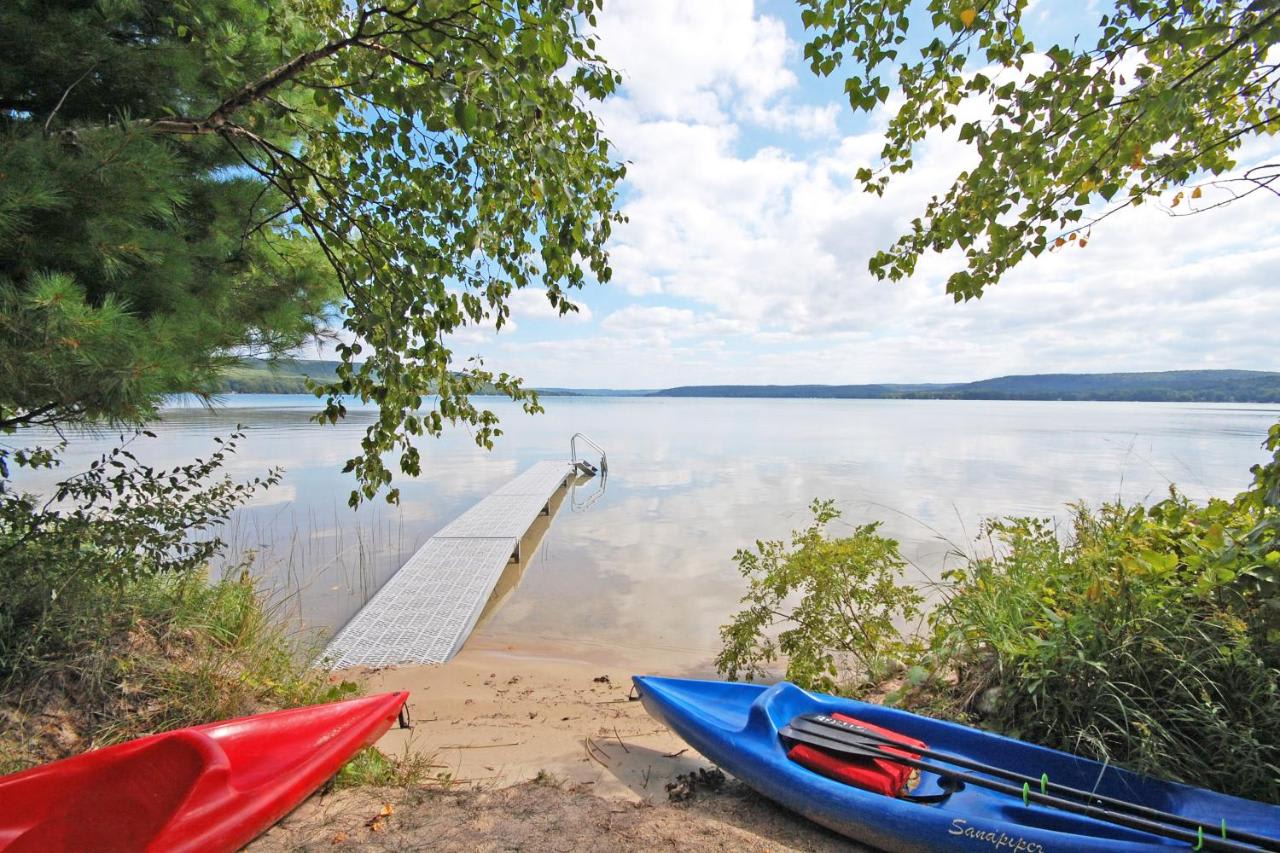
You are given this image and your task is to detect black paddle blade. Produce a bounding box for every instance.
[779,724,887,761]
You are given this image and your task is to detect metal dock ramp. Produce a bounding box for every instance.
[322,459,585,668]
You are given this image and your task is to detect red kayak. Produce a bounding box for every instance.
[0,691,408,852]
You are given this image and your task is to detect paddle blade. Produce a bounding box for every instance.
[783,713,927,798]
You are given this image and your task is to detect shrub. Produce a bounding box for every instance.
[931,426,1279,800]
[0,430,278,682]
[716,499,925,694]
[934,504,1280,801]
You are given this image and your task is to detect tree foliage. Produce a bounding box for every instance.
[798,0,1280,299]
[1,0,337,430]
[1,0,623,503]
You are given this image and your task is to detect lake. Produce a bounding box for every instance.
[13,396,1280,670]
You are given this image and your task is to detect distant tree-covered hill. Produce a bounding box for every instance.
[900,371,1280,402]
[211,364,1280,402]
[653,371,1280,403]
[208,358,339,394]
[657,384,897,398]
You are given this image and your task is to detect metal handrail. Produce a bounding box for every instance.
[570,432,608,476]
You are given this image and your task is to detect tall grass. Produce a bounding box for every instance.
[0,571,356,774]
[215,499,422,640]
[931,507,1280,801]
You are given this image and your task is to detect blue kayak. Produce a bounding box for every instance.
[633,676,1280,852]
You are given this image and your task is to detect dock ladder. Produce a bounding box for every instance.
[571,432,608,479]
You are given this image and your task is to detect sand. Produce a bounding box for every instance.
[249,642,864,850]
[353,643,716,798]
[249,778,855,851]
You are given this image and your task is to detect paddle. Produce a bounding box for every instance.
[789,713,1280,853]
[780,722,1273,853]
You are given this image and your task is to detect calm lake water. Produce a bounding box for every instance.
[14,396,1280,668]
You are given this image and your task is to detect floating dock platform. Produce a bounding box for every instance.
[323,460,578,668]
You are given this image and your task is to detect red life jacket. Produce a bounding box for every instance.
[786,712,927,798]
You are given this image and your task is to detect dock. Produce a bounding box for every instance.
[322,460,581,668]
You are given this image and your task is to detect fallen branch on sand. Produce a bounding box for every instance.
[583,737,612,768]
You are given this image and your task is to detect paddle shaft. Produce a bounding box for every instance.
[780,725,1263,853]
[794,714,1280,853]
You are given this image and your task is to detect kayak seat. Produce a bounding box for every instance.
[4,730,230,853]
[786,713,928,798]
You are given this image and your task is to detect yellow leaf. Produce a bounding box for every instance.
[959,8,977,28]
[1191,186,1203,199]
[365,804,394,832]
[1054,237,1065,248]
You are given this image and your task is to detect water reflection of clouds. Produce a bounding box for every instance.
[12,396,1280,668]
[476,398,1280,664]
[620,466,694,488]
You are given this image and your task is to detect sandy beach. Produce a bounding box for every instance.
[342,642,707,798]
[250,641,859,850]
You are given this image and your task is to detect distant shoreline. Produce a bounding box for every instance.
[211,363,1280,404]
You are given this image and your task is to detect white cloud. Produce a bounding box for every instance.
[593,0,835,135]
[507,288,593,323]
[600,305,751,342]
[601,305,695,332]
[554,0,1280,388]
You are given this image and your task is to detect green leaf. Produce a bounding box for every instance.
[455,98,479,132]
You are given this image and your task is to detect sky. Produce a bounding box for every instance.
[333,1,1280,390]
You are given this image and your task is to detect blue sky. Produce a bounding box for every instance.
[320,1,1280,389]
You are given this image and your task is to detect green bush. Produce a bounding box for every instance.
[717,499,925,694]
[0,430,279,681]
[932,425,1279,800]
[935,505,1279,801]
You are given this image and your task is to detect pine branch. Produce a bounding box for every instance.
[43,64,97,135]
[0,403,72,431]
